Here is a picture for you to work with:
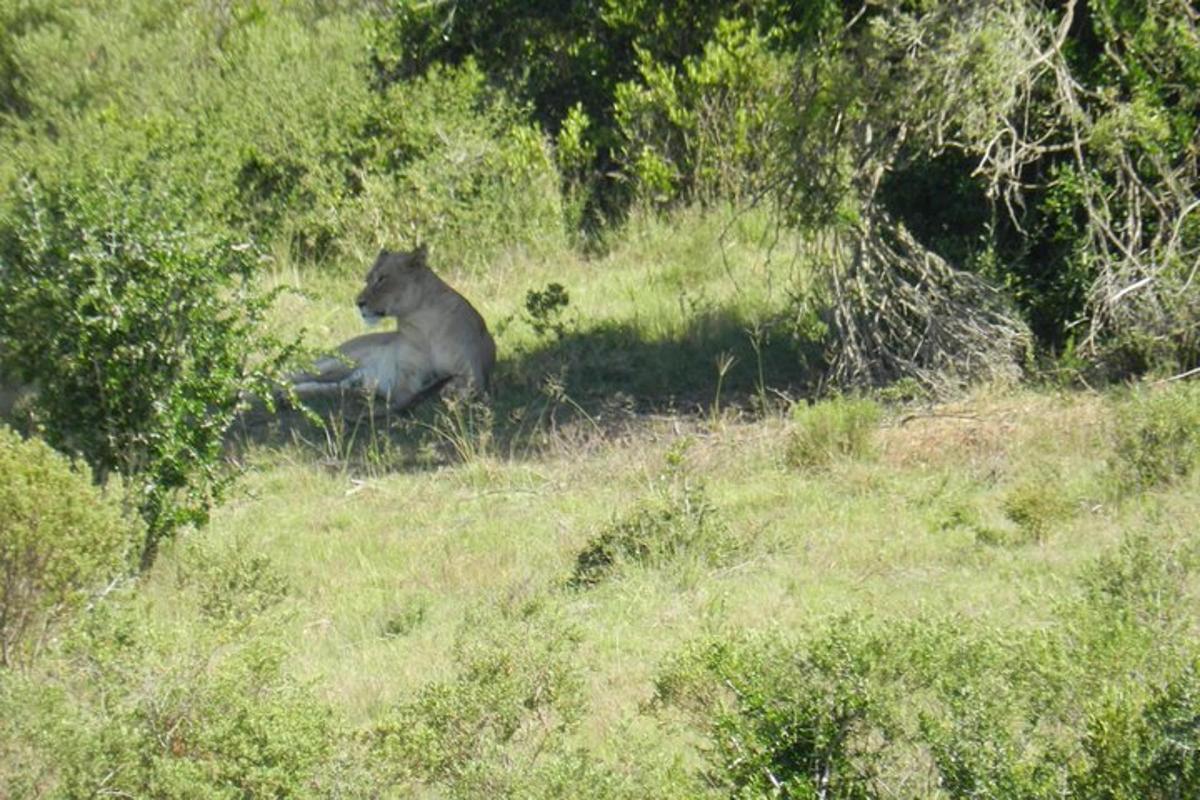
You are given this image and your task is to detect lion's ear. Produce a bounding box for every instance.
[411,243,428,267]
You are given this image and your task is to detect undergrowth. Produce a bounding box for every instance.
[569,443,740,588]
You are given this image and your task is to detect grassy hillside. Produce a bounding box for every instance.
[115,221,1200,796]
[1,2,1198,797]
[3,203,1199,796]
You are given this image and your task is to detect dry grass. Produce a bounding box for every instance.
[879,388,1107,472]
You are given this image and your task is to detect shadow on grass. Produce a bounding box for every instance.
[497,309,817,411]
[233,308,820,473]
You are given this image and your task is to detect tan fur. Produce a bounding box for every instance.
[290,246,495,410]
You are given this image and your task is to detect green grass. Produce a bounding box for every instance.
[10,205,1200,797]
[144,374,1200,789]
[182,215,1196,750]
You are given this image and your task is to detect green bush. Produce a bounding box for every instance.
[0,2,232,216]
[919,693,1070,798]
[1001,471,1075,544]
[173,537,290,626]
[569,473,734,588]
[0,4,570,271]
[380,595,428,639]
[916,529,1200,798]
[655,621,888,799]
[523,282,572,339]
[785,396,882,470]
[0,427,139,667]
[1080,531,1199,628]
[1071,659,1200,800]
[0,176,297,563]
[113,644,332,799]
[1110,383,1200,493]
[348,60,568,269]
[915,629,1073,800]
[613,18,796,206]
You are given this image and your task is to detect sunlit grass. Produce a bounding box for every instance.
[135,209,1200,789]
[149,379,1200,762]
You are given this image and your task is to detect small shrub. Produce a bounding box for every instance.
[877,376,931,404]
[786,396,882,469]
[1110,382,1200,493]
[1,595,335,798]
[613,19,797,206]
[118,643,332,799]
[0,427,139,667]
[381,596,428,639]
[524,282,572,339]
[655,620,888,799]
[912,624,1079,800]
[1072,659,1200,799]
[916,531,1200,798]
[920,688,1069,799]
[972,524,1015,547]
[935,499,982,533]
[1001,472,1074,544]
[174,538,290,626]
[569,475,734,589]
[1080,531,1199,627]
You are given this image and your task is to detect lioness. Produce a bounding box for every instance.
[290,246,496,410]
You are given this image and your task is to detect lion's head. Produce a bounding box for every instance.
[355,245,431,326]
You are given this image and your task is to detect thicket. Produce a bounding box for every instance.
[369,1,837,220]
[373,0,1198,384]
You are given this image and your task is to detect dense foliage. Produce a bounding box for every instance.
[0,175,294,562]
[0,427,139,667]
[370,1,839,218]
[373,0,1198,377]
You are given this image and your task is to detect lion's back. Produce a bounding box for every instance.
[435,291,496,388]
